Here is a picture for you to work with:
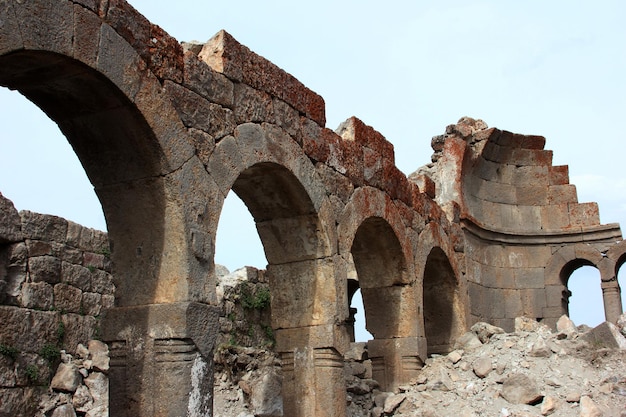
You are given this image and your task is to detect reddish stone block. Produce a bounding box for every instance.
[330,136,364,187]
[540,204,571,231]
[200,30,325,126]
[521,135,546,150]
[511,148,553,166]
[337,117,394,163]
[411,174,435,199]
[363,147,384,188]
[384,165,412,206]
[302,125,333,163]
[83,252,105,269]
[494,131,545,150]
[104,0,183,82]
[549,165,569,185]
[568,202,600,227]
[547,184,578,204]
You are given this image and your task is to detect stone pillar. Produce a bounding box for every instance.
[368,336,425,392]
[276,324,349,417]
[601,280,623,323]
[102,302,220,417]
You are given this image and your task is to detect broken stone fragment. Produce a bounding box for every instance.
[500,373,543,405]
[514,317,543,332]
[579,395,602,417]
[529,338,551,357]
[617,313,626,337]
[87,340,109,372]
[454,331,483,351]
[448,350,463,364]
[584,321,626,350]
[51,363,81,393]
[472,357,492,378]
[470,322,505,343]
[540,395,558,416]
[50,403,77,417]
[556,315,577,337]
[383,393,406,414]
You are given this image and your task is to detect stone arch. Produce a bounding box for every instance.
[604,240,625,321]
[338,187,420,392]
[337,188,415,336]
[0,5,208,306]
[351,216,410,337]
[0,3,222,415]
[607,240,626,277]
[209,122,346,416]
[545,244,621,323]
[415,222,467,356]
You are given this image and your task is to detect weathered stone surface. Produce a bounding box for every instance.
[54,283,83,313]
[87,340,109,372]
[0,192,22,243]
[84,372,108,411]
[249,368,282,417]
[28,255,62,284]
[472,356,492,378]
[1,3,626,416]
[454,332,483,351]
[20,211,68,242]
[500,374,543,405]
[62,314,97,352]
[21,282,54,310]
[556,314,577,336]
[51,363,81,393]
[470,322,505,343]
[584,321,626,350]
[51,403,77,417]
[579,396,602,417]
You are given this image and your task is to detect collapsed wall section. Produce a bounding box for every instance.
[0,192,112,416]
[412,118,623,331]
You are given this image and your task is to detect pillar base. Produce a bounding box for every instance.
[276,325,350,417]
[102,302,220,417]
[368,336,426,392]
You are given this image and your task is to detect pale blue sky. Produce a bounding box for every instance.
[1,1,624,332]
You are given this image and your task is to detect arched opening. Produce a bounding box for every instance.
[0,50,170,306]
[350,288,373,343]
[560,261,604,326]
[0,49,181,416]
[350,216,420,392]
[0,88,105,230]
[215,191,267,272]
[423,247,463,356]
[216,160,342,416]
[616,255,626,316]
[344,256,372,343]
[351,217,407,340]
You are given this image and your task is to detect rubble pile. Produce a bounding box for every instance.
[37,340,109,417]
[345,316,626,417]
[19,265,626,417]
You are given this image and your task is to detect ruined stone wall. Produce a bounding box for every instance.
[1,1,624,416]
[0,193,113,416]
[413,118,624,332]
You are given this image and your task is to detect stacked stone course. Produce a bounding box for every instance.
[0,193,113,417]
[1,1,625,416]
